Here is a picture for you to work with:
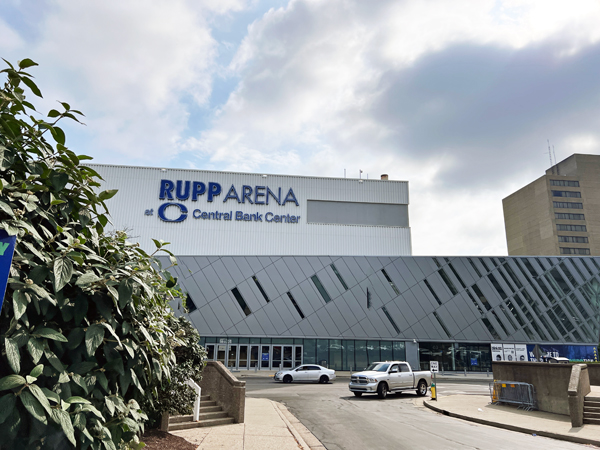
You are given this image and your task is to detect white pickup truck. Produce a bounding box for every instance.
[348,361,431,399]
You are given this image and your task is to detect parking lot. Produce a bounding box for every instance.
[244,375,592,450]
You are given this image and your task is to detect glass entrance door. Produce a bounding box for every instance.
[206,344,215,361]
[227,344,238,369]
[261,346,270,368]
[283,346,293,369]
[239,345,248,369]
[250,345,259,368]
[217,344,226,364]
[272,346,282,370]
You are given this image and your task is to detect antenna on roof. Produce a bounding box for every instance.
[547,139,554,174]
[553,145,559,175]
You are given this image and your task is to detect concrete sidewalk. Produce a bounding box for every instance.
[171,397,325,450]
[423,395,600,447]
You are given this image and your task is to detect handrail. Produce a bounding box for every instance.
[186,379,202,421]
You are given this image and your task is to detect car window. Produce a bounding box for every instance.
[389,364,399,372]
[308,366,321,370]
[399,364,410,373]
[366,363,390,372]
[296,366,307,371]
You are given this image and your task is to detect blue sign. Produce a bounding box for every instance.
[470,357,478,366]
[159,179,299,206]
[262,353,269,361]
[526,344,598,362]
[0,230,17,313]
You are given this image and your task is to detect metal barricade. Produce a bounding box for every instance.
[489,380,537,411]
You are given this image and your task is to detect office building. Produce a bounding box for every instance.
[503,154,600,256]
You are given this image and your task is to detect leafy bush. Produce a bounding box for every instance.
[0,59,204,449]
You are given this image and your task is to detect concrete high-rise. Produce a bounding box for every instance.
[503,154,600,256]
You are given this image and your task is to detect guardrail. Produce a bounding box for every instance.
[489,380,537,411]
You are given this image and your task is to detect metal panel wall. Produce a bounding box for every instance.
[89,164,411,256]
[168,255,600,346]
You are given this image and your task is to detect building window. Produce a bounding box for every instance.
[311,275,332,303]
[505,299,525,327]
[382,307,400,334]
[438,269,458,296]
[482,317,501,340]
[423,279,442,306]
[560,247,591,255]
[503,263,523,289]
[186,294,197,313]
[330,264,348,290]
[448,263,467,289]
[287,292,305,319]
[550,180,580,187]
[478,258,492,273]
[232,287,252,316]
[553,201,583,209]
[433,312,452,338]
[552,190,582,198]
[555,213,585,220]
[558,236,588,243]
[487,274,507,300]
[253,275,270,303]
[471,285,492,311]
[491,310,510,335]
[466,289,484,315]
[556,224,587,232]
[468,258,482,277]
[381,269,400,295]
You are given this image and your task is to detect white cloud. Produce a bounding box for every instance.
[188,0,600,255]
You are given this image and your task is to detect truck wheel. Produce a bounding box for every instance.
[319,375,329,384]
[353,392,363,397]
[377,382,388,399]
[416,380,427,396]
[283,375,292,383]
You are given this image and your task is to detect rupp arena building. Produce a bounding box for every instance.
[91,164,599,372]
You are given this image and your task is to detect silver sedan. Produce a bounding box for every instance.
[274,364,336,383]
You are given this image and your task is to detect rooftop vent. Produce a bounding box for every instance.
[381,174,389,180]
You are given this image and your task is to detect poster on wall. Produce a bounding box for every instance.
[502,344,516,361]
[491,343,504,361]
[515,344,528,362]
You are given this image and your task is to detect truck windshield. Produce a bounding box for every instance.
[365,363,390,372]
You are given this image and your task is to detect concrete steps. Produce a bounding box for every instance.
[168,394,235,430]
[583,394,600,425]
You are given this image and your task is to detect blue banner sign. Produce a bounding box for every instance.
[526,344,598,362]
[0,230,17,313]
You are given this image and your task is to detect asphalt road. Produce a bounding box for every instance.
[244,376,592,450]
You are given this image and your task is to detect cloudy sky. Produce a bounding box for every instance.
[2,0,600,256]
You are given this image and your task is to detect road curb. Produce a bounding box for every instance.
[272,401,326,450]
[423,400,600,447]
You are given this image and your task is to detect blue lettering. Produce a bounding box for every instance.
[158,203,187,222]
[223,185,241,203]
[254,186,266,204]
[207,182,222,202]
[159,179,175,200]
[192,182,206,200]
[225,212,231,220]
[282,188,299,206]
[236,211,243,220]
[266,212,273,222]
[267,187,281,205]
[193,209,202,218]
[176,180,190,200]
[242,185,253,204]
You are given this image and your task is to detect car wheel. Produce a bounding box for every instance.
[353,392,363,397]
[319,375,329,384]
[416,380,427,397]
[283,375,292,383]
[377,382,388,399]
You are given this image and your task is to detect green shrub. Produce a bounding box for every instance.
[0,59,204,449]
